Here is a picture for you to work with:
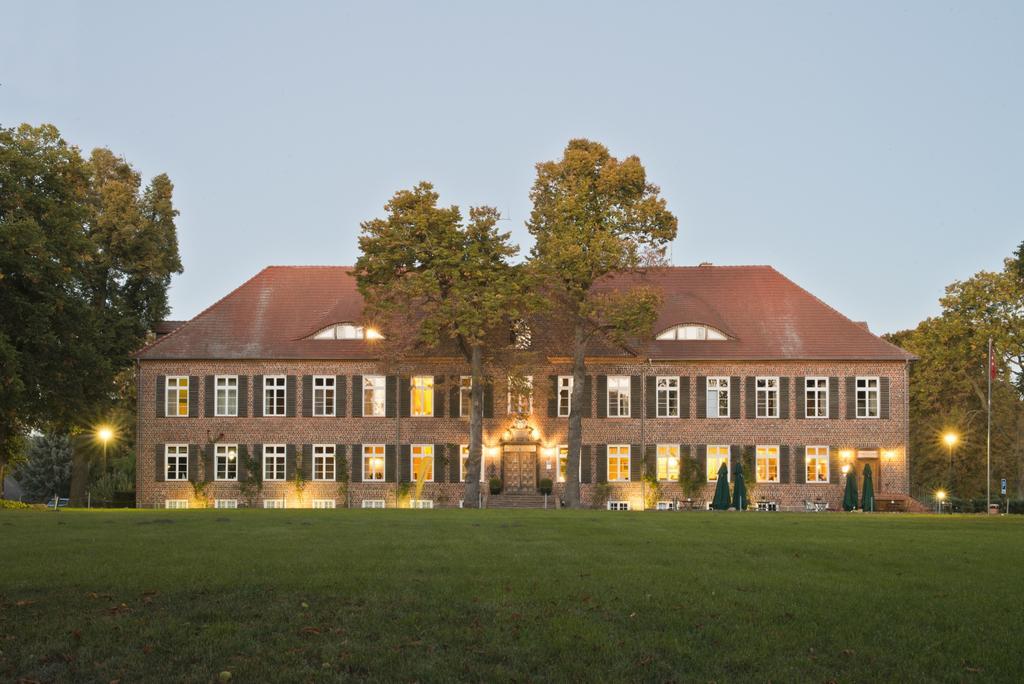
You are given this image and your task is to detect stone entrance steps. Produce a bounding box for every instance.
[486,493,552,509]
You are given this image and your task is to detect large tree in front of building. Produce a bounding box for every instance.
[354,182,530,507]
[526,139,677,508]
[0,124,182,500]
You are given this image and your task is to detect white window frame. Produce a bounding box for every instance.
[214,499,238,509]
[215,375,238,417]
[856,377,880,419]
[557,376,573,417]
[655,324,727,341]
[806,445,830,483]
[361,499,386,509]
[215,443,239,481]
[411,444,434,483]
[607,501,630,511]
[263,375,286,416]
[656,501,676,510]
[263,498,286,509]
[313,444,336,481]
[165,444,189,481]
[805,377,828,418]
[607,444,631,482]
[411,375,434,417]
[656,444,680,481]
[459,376,472,418]
[756,377,780,418]
[707,376,730,418]
[556,444,583,483]
[362,444,385,482]
[263,444,286,481]
[164,499,188,509]
[607,376,631,418]
[363,375,386,417]
[507,375,533,415]
[409,499,434,509]
[656,376,679,418]
[706,445,731,482]
[755,445,780,484]
[313,375,336,417]
[165,376,189,417]
[312,499,336,509]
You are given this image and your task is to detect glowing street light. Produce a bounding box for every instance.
[96,425,116,468]
[936,489,947,514]
[943,432,959,493]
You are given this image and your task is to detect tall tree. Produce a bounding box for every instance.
[354,183,530,507]
[15,433,73,503]
[0,124,182,499]
[526,139,677,508]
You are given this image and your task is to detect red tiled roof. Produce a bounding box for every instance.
[138,265,914,361]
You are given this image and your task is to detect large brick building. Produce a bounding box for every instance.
[136,264,914,511]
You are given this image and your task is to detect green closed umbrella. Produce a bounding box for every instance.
[861,463,875,512]
[731,458,747,511]
[711,462,731,510]
[843,468,859,511]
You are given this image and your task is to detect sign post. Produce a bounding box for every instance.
[1001,479,1008,515]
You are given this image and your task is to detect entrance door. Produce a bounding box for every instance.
[503,446,537,493]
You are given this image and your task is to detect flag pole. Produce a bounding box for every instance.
[987,337,992,512]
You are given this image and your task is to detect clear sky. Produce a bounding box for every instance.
[3,1,1021,334]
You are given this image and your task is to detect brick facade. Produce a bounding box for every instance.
[137,358,910,511]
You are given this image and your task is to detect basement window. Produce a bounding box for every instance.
[164,499,188,509]
[361,499,386,509]
[410,499,434,509]
[607,501,630,511]
[312,499,336,509]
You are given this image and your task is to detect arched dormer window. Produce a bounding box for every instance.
[310,323,384,340]
[655,324,727,341]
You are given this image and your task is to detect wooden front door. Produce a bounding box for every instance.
[502,446,537,493]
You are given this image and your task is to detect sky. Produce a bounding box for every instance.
[2,1,1021,335]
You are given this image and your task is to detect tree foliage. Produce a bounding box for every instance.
[886,243,1024,499]
[526,139,678,507]
[0,123,182,498]
[15,433,73,502]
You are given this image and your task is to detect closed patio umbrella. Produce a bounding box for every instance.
[711,462,730,510]
[731,458,748,511]
[843,468,859,511]
[861,463,875,512]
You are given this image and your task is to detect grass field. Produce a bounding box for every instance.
[1,510,1023,683]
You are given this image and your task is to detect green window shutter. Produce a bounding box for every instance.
[447,444,459,482]
[729,376,741,419]
[596,445,607,483]
[399,377,411,417]
[581,375,593,418]
[645,377,656,419]
[596,375,607,418]
[351,444,362,483]
[385,444,397,482]
[845,377,857,419]
[794,446,806,484]
[696,445,707,479]
[400,445,411,482]
[580,445,592,483]
[645,444,657,478]
[155,444,165,481]
[483,381,494,418]
[779,445,790,484]
[155,376,166,418]
[449,379,460,418]
[188,444,200,482]
[679,376,691,419]
[828,377,839,419]
[433,375,445,416]
[828,448,841,484]
[630,376,642,419]
[238,445,249,481]
[730,445,741,474]
[188,376,199,417]
[547,376,558,418]
[745,377,756,419]
[204,375,216,417]
[629,444,642,481]
[880,377,891,419]
[252,375,263,417]
[237,376,249,417]
[351,375,363,417]
[302,444,313,480]
[779,377,789,419]
[794,377,805,419]
[302,375,313,417]
[337,376,347,417]
[285,444,296,480]
[695,376,707,418]
[285,376,297,417]
[204,443,214,481]
[385,376,397,417]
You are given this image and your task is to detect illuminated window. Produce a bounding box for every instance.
[165,444,188,481]
[607,501,630,511]
[805,377,828,418]
[215,443,238,481]
[656,376,679,417]
[706,445,730,482]
[856,377,879,418]
[459,376,472,417]
[215,376,238,416]
[555,444,582,483]
[806,446,830,483]
[363,444,385,481]
[557,376,572,417]
[313,444,335,481]
[313,376,335,416]
[263,499,285,509]
[607,376,631,417]
[508,376,533,415]
[411,375,434,417]
[165,376,189,417]
[361,499,386,508]
[311,323,382,340]
[312,499,335,509]
[164,499,188,509]
[656,444,680,481]
[655,324,727,341]
[756,377,779,418]
[363,375,386,417]
[263,444,286,481]
[214,499,237,509]
[707,377,730,418]
[411,444,434,482]
[263,375,286,416]
[607,444,631,482]
[756,445,780,483]
[459,444,489,483]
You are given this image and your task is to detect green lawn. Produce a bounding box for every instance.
[1,510,1022,683]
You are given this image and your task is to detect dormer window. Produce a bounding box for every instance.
[310,323,383,340]
[655,324,727,341]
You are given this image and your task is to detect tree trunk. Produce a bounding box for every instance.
[462,344,485,508]
[0,461,6,499]
[68,438,90,506]
[564,323,588,508]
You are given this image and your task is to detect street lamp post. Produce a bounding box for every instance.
[943,432,958,495]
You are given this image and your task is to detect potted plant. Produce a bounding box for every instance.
[538,478,553,495]
[489,477,502,495]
